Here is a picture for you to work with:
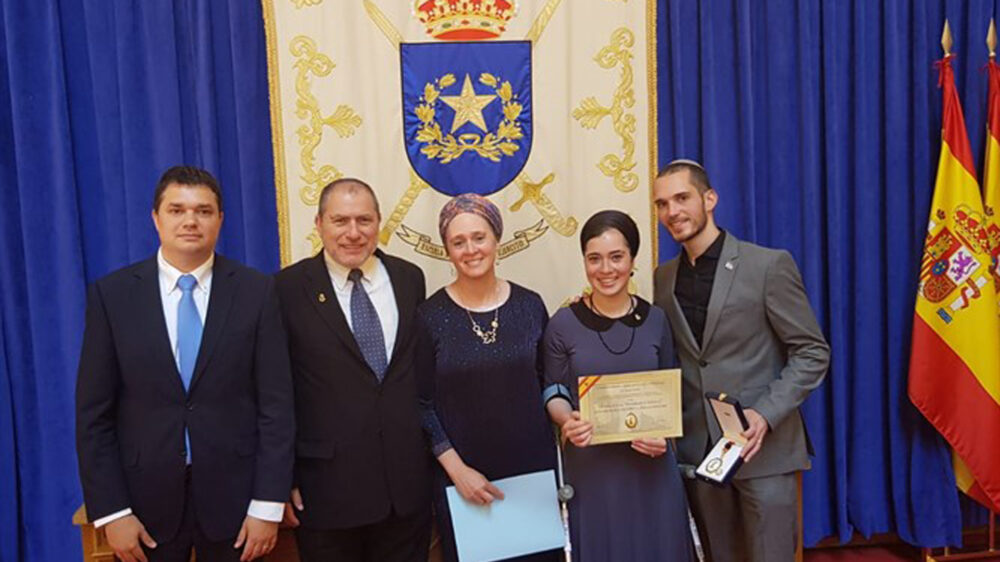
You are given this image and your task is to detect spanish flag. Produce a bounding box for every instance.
[909,54,1000,512]
[987,58,1000,322]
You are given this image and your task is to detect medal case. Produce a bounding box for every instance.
[695,392,749,486]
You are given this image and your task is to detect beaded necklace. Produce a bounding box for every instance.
[588,295,637,355]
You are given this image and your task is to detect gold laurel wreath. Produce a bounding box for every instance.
[414,73,524,164]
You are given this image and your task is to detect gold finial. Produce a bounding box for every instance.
[942,19,954,57]
[989,19,997,58]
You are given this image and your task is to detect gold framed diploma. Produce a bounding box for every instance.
[577,369,682,445]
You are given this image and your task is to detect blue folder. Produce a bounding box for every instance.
[446,469,566,562]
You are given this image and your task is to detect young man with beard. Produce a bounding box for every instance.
[652,160,830,562]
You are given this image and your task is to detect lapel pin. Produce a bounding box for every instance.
[724,261,735,271]
[318,292,327,303]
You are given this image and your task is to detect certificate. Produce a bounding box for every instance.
[577,369,682,444]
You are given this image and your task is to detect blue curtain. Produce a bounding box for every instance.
[0,1,279,560]
[4,1,1000,560]
[657,0,997,548]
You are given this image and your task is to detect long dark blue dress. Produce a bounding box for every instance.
[417,283,559,562]
[542,298,695,562]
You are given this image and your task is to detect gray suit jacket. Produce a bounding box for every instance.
[654,233,830,479]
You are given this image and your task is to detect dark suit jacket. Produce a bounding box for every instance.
[654,234,830,478]
[75,254,295,542]
[275,249,430,529]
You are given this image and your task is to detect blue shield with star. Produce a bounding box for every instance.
[401,41,532,196]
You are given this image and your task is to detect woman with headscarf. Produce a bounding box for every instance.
[416,194,559,562]
[542,210,695,561]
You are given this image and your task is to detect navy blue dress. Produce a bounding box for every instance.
[542,299,695,562]
[417,283,559,562]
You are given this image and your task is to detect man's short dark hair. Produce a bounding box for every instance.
[317,178,381,217]
[153,166,223,212]
[656,160,713,194]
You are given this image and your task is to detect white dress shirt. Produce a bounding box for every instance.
[94,250,283,527]
[324,250,399,359]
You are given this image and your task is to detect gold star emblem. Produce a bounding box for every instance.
[440,74,497,133]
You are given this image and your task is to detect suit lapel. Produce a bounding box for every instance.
[131,257,186,399]
[303,253,369,368]
[700,234,740,352]
[380,250,412,375]
[189,254,237,394]
[661,258,700,356]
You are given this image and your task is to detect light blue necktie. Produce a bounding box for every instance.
[176,274,202,462]
[349,269,388,382]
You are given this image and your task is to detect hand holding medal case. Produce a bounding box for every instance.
[695,392,749,486]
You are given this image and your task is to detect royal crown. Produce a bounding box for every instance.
[414,0,516,41]
[953,204,991,255]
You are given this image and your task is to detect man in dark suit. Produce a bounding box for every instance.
[76,166,295,562]
[653,160,830,562]
[276,178,431,562]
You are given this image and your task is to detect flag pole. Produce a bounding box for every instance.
[987,17,998,555]
[943,19,954,57]
[922,23,1000,560]
[988,19,996,59]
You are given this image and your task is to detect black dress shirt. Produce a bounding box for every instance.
[674,230,726,347]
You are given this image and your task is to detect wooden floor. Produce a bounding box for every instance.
[803,528,1000,562]
[804,544,923,561]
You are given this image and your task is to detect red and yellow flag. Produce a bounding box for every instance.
[987,59,1000,319]
[908,55,1000,512]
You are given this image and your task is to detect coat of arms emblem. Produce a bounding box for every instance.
[919,204,993,322]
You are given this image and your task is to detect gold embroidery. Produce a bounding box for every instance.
[441,74,498,133]
[379,170,430,245]
[291,0,322,8]
[395,221,550,261]
[290,36,362,210]
[395,225,449,260]
[572,28,638,194]
[414,73,524,164]
[262,0,293,266]
[647,0,659,267]
[525,0,563,43]
[497,220,549,259]
[364,0,402,48]
[307,230,323,255]
[265,2,657,274]
[510,173,578,237]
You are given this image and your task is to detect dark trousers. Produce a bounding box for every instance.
[295,507,432,562]
[685,472,798,562]
[141,469,243,562]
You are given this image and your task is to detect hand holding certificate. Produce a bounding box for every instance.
[577,369,683,445]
